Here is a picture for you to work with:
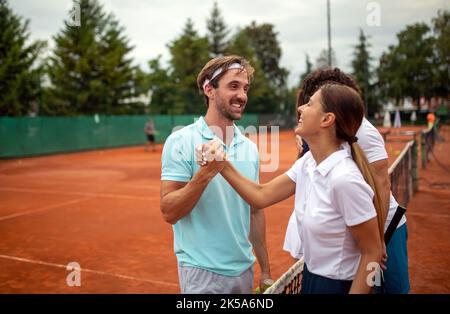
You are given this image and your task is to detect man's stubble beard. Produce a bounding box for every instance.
[215,94,244,122]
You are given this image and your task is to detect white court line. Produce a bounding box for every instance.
[0,254,178,288]
[0,175,161,190]
[0,196,94,222]
[0,187,157,201]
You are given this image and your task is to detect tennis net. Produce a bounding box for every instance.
[388,140,418,206]
[264,258,304,294]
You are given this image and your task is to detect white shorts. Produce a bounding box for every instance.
[178,265,253,294]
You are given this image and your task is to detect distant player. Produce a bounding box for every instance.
[144,118,156,152]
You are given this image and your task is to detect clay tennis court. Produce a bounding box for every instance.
[1,127,449,293]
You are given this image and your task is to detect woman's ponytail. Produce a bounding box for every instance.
[320,83,385,242]
[350,142,385,242]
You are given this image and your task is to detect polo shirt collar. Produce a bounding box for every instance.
[195,116,245,147]
[306,148,350,177]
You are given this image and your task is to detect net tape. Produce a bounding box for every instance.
[264,258,304,294]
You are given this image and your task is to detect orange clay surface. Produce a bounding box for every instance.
[0,126,449,293]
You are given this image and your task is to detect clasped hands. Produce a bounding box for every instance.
[195,139,227,174]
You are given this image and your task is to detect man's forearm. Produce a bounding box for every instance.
[374,175,390,229]
[369,160,391,228]
[250,209,271,276]
[381,181,391,227]
[161,168,216,224]
[376,172,391,229]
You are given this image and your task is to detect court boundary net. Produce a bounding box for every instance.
[420,118,441,169]
[388,139,418,206]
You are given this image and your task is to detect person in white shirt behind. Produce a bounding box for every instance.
[197,83,384,294]
[282,135,304,261]
[283,68,410,294]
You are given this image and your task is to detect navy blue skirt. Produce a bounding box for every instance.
[301,264,352,294]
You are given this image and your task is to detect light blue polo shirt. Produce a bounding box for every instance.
[161,116,259,276]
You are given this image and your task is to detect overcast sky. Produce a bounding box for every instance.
[10,0,449,87]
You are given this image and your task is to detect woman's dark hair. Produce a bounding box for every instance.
[297,67,361,108]
[320,83,384,242]
[295,67,361,159]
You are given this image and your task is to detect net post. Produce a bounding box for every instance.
[420,130,427,169]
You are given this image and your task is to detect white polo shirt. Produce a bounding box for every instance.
[285,149,377,281]
[283,118,406,259]
[282,211,303,259]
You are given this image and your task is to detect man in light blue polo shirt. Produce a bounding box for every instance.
[160,55,271,294]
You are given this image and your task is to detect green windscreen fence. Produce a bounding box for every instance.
[0,114,260,158]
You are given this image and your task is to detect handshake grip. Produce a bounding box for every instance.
[195,139,227,167]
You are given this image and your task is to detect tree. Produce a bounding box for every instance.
[226,28,256,63]
[290,53,314,116]
[315,48,337,69]
[377,43,407,105]
[0,0,46,116]
[98,18,142,114]
[206,1,228,57]
[431,10,449,98]
[226,29,278,113]
[46,0,141,115]
[242,22,288,90]
[351,29,377,116]
[146,56,176,114]
[299,53,313,86]
[167,18,210,114]
[377,23,434,108]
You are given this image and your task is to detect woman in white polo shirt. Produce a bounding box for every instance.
[284,67,409,293]
[198,83,384,294]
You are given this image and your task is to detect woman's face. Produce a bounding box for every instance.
[295,89,325,138]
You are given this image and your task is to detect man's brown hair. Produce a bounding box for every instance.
[197,55,255,107]
[295,67,362,159]
[297,67,361,109]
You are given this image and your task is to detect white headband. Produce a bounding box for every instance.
[202,63,244,90]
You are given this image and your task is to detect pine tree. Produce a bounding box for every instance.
[168,18,210,114]
[206,1,228,57]
[351,29,376,116]
[0,0,46,116]
[146,56,176,114]
[299,54,312,85]
[315,48,337,69]
[99,18,141,114]
[46,0,140,115]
